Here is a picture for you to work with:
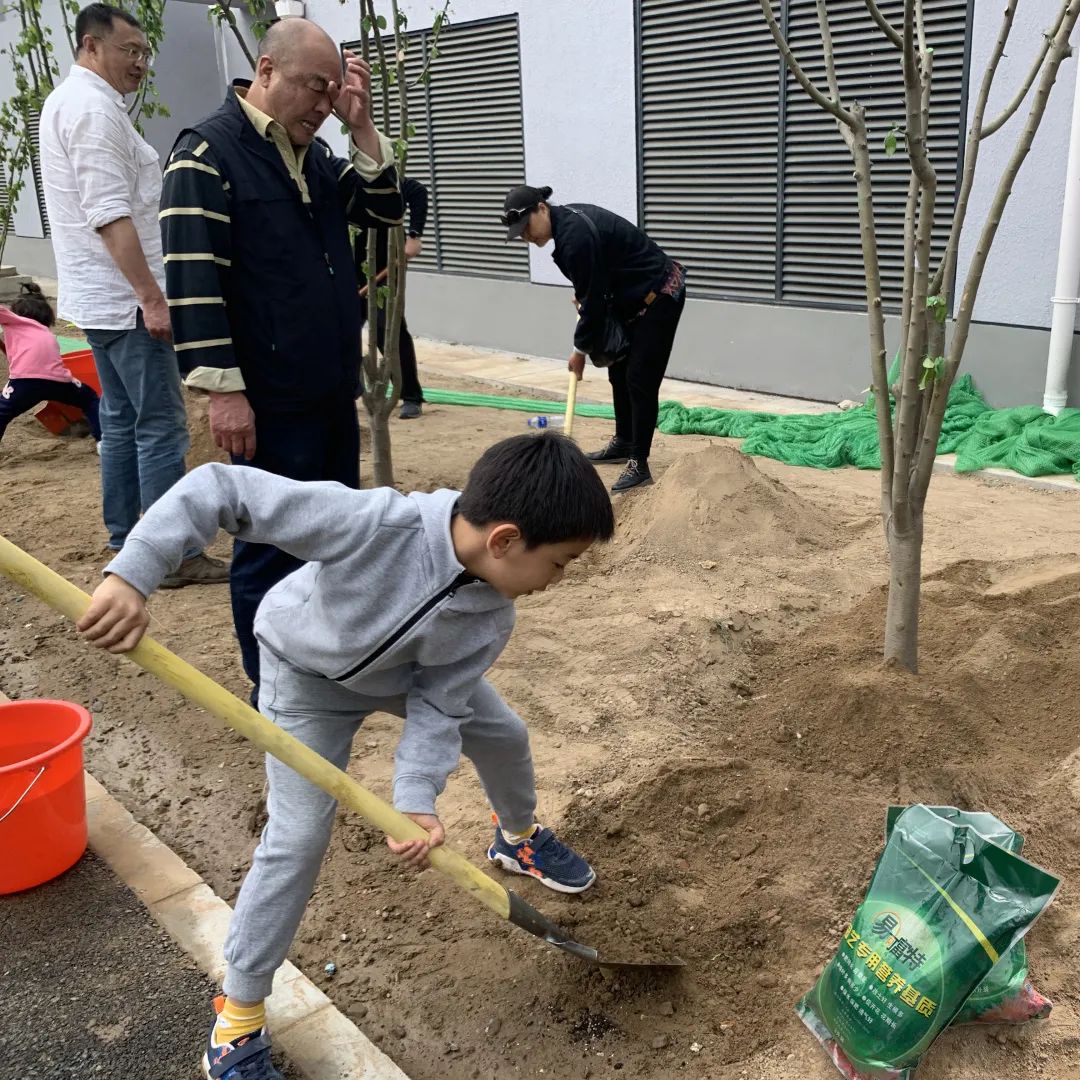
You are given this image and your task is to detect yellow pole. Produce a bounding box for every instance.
[0,533,511,920]
[564,370,579,437]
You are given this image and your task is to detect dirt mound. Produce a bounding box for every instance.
[615,444,840,568]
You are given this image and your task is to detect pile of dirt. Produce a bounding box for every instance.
[615,443,840,569]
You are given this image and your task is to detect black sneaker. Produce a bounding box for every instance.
[203,1023,283,1080]
[586,437,634,463]
[611,458,653,492]
[399,401,422,419]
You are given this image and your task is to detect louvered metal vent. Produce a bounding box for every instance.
[350,15,528,279]
[638,0,969,309]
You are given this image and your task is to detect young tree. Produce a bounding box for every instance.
[759,0,1080,671]
[357,0,448,487]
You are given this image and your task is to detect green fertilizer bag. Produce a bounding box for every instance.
[885,806,1053,1026]
[796,804,1059,1079]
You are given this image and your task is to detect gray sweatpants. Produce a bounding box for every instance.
[222,647,537,1002]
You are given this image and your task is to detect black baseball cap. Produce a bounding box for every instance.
[501,184,551,240]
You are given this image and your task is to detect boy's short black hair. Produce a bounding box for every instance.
[9,282,55,327]
[458,432,615,546]
[75,3,141,50]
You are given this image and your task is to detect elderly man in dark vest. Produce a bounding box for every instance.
[160,18,403,696]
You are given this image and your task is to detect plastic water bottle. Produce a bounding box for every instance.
[526,415,566,429]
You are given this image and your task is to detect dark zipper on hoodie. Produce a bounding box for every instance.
[333,570,479,683]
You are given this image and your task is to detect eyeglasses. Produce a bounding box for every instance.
[500,204,537,227]
[94,37,154,65]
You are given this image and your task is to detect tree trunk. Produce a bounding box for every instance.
[883,513,924,672]
[369,412,394,488]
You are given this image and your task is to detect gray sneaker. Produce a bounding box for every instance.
[399,401,423,419]
[160,553,230,589]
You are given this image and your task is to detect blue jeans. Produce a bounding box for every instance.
[84,314,193,552]
[230,397,361,691]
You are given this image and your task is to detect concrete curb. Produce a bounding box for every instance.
[83,771,410,1080]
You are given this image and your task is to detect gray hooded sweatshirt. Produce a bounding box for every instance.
[104,463,516,815]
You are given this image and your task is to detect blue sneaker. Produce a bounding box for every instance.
[203,1020,283,1080]
[487,825,597,893]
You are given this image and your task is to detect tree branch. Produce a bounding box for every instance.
[406,0,451,91]
[917,0,1080,504]
[946,0,1080,380]
[929,0,1017,297]
[864,0,903,49]
[216,0,257,72]
[893,0,937,507]
[816,0,855,151]
[758,0,855,126]
[982,4,1070,138]
[847,108,895,507]
[364,0,393,129]
[899,173,919,367]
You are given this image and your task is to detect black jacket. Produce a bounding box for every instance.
[354,176,429,276]
[161,85,403,412]
[549,204,673,355]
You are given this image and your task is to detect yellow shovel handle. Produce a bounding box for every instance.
[0,533,511,920]
[564,370,579,438]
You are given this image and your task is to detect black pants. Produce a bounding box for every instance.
[229,396,360,690]
[606,290,686,462]
[360,300,423,405]
[0,377,101,443]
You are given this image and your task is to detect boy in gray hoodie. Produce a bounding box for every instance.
[77,432,615,1080]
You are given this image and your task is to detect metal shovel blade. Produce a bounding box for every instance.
[507,891,685,970]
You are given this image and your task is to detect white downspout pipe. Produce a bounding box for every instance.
[1043,63,1080,414]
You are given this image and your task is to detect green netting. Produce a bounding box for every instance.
[53,336,1078,478]
[422,387,615,418]
[57,335,87,354]
[424,376,1080,483]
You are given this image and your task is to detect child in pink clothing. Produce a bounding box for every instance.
[0,283,100,446]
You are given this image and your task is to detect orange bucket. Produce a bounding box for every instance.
[35,349,102,435]
[0,699,92,893]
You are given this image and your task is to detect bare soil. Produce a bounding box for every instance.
[2,354,1080,1079]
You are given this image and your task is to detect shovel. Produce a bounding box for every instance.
[0,534,683,970]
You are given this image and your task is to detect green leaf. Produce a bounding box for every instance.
[884,130,897,156]
[405,122,416,138]
[375,284,390,310]
[361,15,371,33]
[926,293,947,323]
[376,14,387,30]
[918,355,945,391]
[396,9,408,27]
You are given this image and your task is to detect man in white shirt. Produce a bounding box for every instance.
[39,2,227,587]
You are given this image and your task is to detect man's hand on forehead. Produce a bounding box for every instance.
[328,50,373,128]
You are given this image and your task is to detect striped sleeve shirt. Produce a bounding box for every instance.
[160,104,403,394]
[159,135,240,391]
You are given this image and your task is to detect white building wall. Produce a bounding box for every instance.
[4,0,1079,404]
[957,0,1079,331]
[304,0,638,289]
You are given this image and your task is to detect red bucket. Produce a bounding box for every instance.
[35,349,102,435]
[0,699,93,893]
